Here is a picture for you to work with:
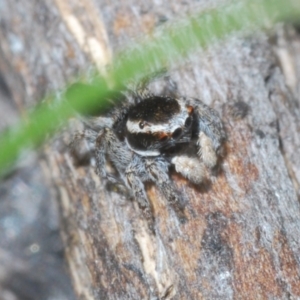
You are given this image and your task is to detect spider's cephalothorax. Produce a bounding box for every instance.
[124,96,195,156]
[72,72,226,221]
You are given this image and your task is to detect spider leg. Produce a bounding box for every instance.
[94,129,148,201]
[197,132,219,169]
[188,98,226,168]
[144,157,186,221]
[69,128,97,166]
[69,129,97,150]
[94,128,131,185]
[171,155,206,185]
[94,129,110,179]
[125,162,149,208]
[95,129,154,227]
[124,156,156,229]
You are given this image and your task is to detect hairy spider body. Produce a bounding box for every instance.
[73,73,226,218]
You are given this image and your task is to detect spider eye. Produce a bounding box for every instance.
[139,121,145,129]
[172,128,183,140]
[185,116,192,128]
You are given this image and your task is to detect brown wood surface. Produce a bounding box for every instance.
[1,1,300,299]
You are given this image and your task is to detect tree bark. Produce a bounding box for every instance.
[1,1,300,299]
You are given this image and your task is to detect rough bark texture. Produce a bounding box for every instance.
[1,1,300,299]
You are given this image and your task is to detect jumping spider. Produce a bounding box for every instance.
[71,71,226,220]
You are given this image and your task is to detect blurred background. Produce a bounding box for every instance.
[0,73,75,300]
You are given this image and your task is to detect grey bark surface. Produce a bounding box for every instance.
[1,1,300,299]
